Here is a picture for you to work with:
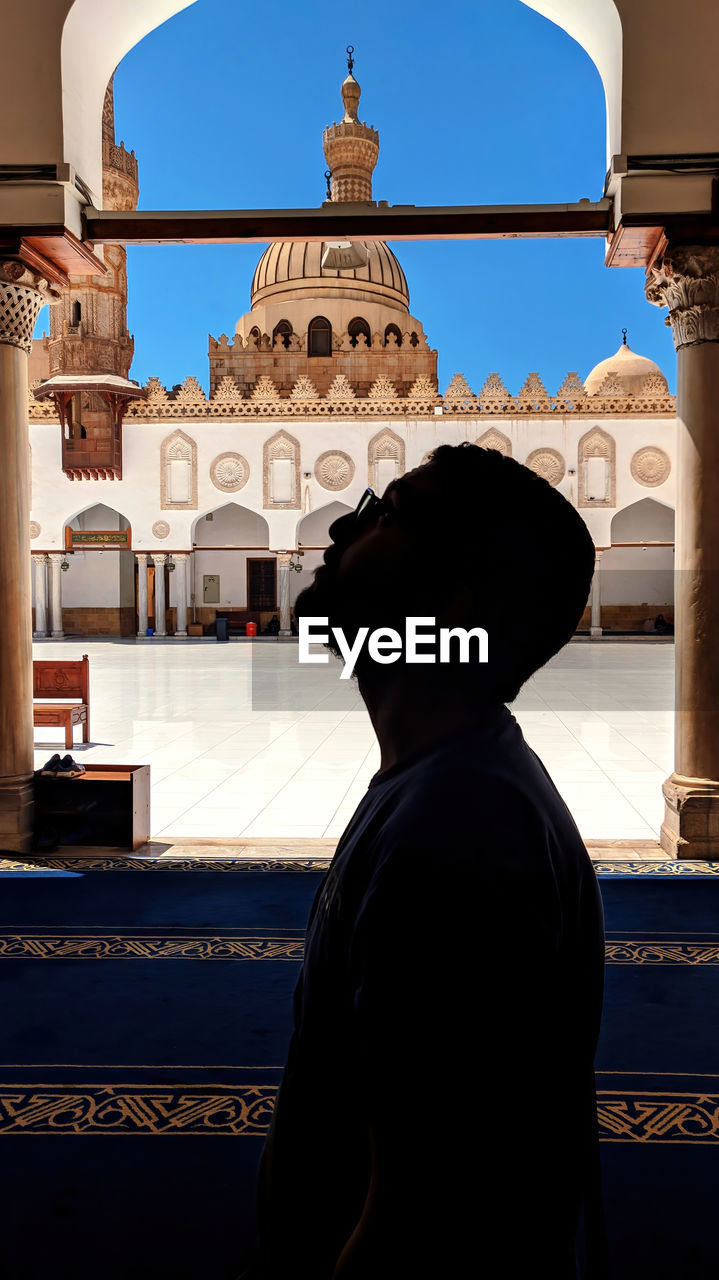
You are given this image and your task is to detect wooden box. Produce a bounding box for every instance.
[34,764,151,852]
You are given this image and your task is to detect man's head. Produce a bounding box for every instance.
[294,443,595,702]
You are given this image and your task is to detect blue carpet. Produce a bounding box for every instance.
[0,856,718,1279]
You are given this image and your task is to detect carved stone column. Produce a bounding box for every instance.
[276,553,293,636]
[152,554,167,637]
[590,550,604,639]
[47,554,65,638]
[32,554,49,638]
[173,554,189,637]
[136,553,148,637]
[646,245,719,857]
[0,261,59,852]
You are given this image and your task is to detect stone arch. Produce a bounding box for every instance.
[160,428,197,510]
[475,428,512,457]
[191,502,270,547]
[368,428,405,493]
[263,430,301,510]
[610,498,674,544]
[384,323,403,347]
[520,1,621,162]
[578,426,615,508]
[297,502,354,548]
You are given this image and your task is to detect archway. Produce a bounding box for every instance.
[191,502,273,627]
[60,501,135,635]
[598,498,675,632]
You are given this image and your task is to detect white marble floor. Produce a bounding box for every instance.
[32,638,674,841]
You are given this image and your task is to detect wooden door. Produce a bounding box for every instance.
[247,558,276,610]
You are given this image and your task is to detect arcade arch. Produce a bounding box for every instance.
[191,502,275,622]
[597,498,675,632]
[55,502,135,636]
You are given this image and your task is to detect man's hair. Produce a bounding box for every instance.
[426,443,595,701]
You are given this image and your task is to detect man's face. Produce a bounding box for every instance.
[294,463,450,647]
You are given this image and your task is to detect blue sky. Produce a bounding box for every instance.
[35,0,677,394]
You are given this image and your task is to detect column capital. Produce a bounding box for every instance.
[152,552,168,565]
[274,551,294,567]
[30,552,48,566]
[172,551,189,562]
[645,244,719,350]
[0,261,61,355]
[135,551,148,562]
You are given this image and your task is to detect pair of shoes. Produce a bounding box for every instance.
[40,753,86,779]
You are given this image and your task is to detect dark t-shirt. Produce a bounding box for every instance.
[256,705,605,1279]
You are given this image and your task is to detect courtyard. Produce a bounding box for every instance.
[32,637,673,842]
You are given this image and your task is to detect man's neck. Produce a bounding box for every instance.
[358,670,503,774]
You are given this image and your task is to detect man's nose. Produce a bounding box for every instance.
[328,511,356,544]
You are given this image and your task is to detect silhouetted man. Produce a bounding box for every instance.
[254,444,606,1279]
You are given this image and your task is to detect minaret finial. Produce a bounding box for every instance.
[323,47,379,202]
[622,327,628,345]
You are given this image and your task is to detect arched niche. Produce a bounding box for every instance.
[297,502,353,548]
[192,502,270,547]
[161,428,197,510]
[610,498,674,544]
[578,426,615,509]
[475,428,512,457]
[263,430,301,510]
[368,428,405,493]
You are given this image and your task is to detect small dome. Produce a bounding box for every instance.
[584,341,668,396]
[250,240,409,313]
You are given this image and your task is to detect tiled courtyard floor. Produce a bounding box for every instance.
[32,637,674,842]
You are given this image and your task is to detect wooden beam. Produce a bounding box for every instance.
[83,200,613,247]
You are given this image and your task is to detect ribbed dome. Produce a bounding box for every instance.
[584,341,668,396]
[250,240,410,313]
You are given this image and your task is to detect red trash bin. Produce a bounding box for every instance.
[246,622,257,637]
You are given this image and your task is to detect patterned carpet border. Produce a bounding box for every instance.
[0,1080,717,1142]
[3,931,719,964]
[0,1083,276,1136]
[0,857,331,873]
[0,933,305,961]
[4,856,719,875]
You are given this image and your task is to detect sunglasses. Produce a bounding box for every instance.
[352,487,385,523]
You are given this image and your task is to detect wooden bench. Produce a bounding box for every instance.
[33,654,90,750]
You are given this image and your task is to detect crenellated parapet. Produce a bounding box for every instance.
[31,369,675,423]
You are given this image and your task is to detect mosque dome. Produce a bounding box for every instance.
[584,338,668,396]
[250,240,410,313]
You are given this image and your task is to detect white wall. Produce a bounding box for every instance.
[600,545,674,604]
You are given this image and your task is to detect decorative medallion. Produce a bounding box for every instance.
[152,520,170,539]
[525,448,565,487]
[29,521,41,540]
[315,451,355,491]
[630,446,671,487]
[210,452,250,492]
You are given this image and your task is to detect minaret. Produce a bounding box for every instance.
[48,75,138,382]
[38,75,143,478]
[323,47,379,202]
